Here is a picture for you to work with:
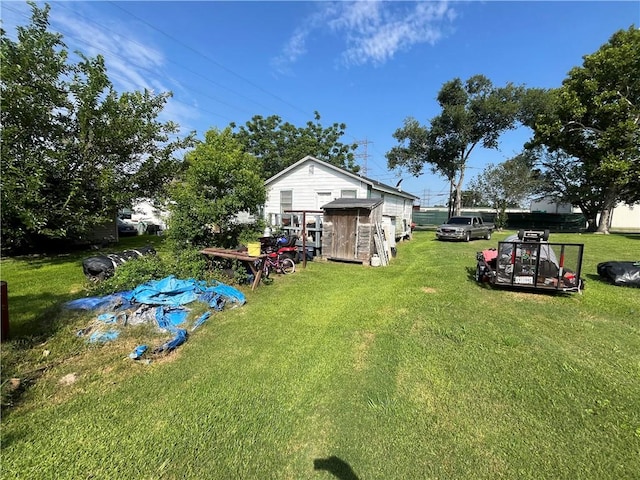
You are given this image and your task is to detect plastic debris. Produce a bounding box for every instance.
[65,276,246,353]
[153,329,188,354]
[191,311,211,331]
[88,330,120,343]
[129,345,148,360]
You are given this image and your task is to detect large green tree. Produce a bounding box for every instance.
[166,128,266,250]
[0,3,192,253]
[231,111,359,179]
[387,75,523,217]
[526,26,639,233]
[469,153,541,229]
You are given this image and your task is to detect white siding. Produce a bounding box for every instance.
[264,157,418,236]
[610,203,640,230]
[264,160,369,218]
[131,199,170,229]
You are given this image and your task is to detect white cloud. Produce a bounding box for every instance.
[273,0,456,70]
[4,2,201,137]
[51,8,167,94]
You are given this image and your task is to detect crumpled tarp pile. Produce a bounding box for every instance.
[65,275,246,357]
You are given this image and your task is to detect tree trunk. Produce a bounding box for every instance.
[596,191,619,234]
[596,208,612,234]
[453,167,465,216]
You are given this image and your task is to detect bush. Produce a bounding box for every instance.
[86,246,252,296]
[88,254,170,295]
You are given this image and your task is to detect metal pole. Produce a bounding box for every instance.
[302,211,307,269]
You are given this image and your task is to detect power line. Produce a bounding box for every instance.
[51,2,279,119]
[108,1,315,121]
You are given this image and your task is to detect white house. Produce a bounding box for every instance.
[263,156,419,240]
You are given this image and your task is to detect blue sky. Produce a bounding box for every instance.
[3,1,639,205]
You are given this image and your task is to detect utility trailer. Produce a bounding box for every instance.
[475,230,584,293]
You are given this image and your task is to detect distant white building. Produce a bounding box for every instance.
[129,199,170,230]
[609,203,640,231]
[531,197,640,231]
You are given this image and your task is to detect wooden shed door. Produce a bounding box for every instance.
[332,210,357,260]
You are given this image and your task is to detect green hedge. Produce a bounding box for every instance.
[413,211,587,232]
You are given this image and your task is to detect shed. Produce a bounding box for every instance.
[322,198,386,264]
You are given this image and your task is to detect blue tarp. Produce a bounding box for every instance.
[155,306,189,330]
[65,276,246,353]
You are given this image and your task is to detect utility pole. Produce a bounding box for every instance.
[354,139,372,176]
[422,189,431,208]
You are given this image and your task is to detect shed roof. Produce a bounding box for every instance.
[322,198,383,210]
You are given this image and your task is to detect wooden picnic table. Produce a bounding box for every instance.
[199,247,267,291]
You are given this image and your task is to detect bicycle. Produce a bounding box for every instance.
[260,252,295,280]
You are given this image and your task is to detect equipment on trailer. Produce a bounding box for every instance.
[475,230,584,293]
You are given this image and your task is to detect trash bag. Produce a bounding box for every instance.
[82,245,156,282]
[597,261,640,287]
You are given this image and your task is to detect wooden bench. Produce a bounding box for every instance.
[199,248,267,291]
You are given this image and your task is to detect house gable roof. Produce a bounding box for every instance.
[264,155,419,201]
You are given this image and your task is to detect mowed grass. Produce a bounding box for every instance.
[1,231,639,479]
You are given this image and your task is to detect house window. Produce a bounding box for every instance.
[280,190,292,213]
[341,190,357,198]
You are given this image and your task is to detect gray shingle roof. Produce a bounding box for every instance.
[322,198,383,210]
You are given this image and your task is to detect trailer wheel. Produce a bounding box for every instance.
[474,264,483,282]
[543,229,550,241]
[517,229,525,240]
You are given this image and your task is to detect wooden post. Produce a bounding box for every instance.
[302,211,307,269]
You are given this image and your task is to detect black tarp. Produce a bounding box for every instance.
[597,261,640,287]
[83,245,156,282]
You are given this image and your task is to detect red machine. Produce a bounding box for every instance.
[475,230,584,293]
[259,235,300,263]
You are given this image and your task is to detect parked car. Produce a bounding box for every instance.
[117,218,137,236]
[436,216,495,242]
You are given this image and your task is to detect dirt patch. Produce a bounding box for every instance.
[421,287,437,294]
[353,331,375,372]
[501,291,549,303]
[58,372,77,386]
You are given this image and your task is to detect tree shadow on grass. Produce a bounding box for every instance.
[313,456,359,480]
[5,291,82,340]
[1,291,87,415]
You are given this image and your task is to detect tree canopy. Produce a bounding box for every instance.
[231,112,359,179]
[387,75,523,217]
[469,153,541,229]
[166,128,266,250]
[0,3,193,253]
[525,26,639,232]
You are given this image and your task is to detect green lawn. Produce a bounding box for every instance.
[1,231,639,479]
